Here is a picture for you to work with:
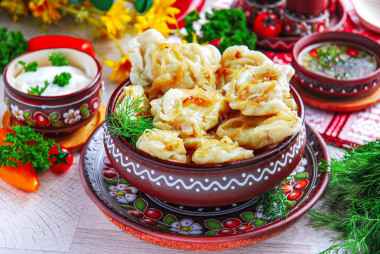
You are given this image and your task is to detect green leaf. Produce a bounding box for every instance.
[205,220,222,229]
[120,205,134,210]
[18,61,38,72]
[103,178,117,185]
[25,119,35,126]
[135,199,147,211]
[51,121,63,127]
[80,104,89,114]
[241,212,256,221]
[49,52,69,66]
[90,0,113,11]
[294,172,309,179]
[82,112,91,119]
[205,230,218,236]
[53,72,72,87]
[49,112,59,121]
[135,0,153,13]
[5,98,9,106]
[23,110,31,119]
[164,215,177,225]
[253,220,266,226]
[0,28,28,73]
[120,178,128,184]
[284,200,295,206]
[158,225,170,231]
[68,0,85,4]
[27,80,50,96]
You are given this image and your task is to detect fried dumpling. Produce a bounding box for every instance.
[217,46,270,87]
[192,136,254,164]
[129,29,166,87]
[150,87,229,137]
[216,110,303,150]
[114,85,149,118]
[223,63,295,116]
[136,128,187,163]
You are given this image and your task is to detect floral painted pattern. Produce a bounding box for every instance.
[169,219,203,235]
[11,104,24,121]
[63,109,81,124]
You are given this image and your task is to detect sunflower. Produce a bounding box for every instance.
[100,0,132,37]
[28,0,64,24]
[104,54,132,83]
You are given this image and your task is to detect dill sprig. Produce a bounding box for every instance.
[308,140,380,254]
[260,176,292,221]
[106,93,154,148]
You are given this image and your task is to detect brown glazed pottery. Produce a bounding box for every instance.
[3,38,103,135]
[292,32,380,98]
[103,80,306,207]
[286,0,328,17]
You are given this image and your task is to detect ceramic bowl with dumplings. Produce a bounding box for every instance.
[3,35,103,135]
[103,79,306,207]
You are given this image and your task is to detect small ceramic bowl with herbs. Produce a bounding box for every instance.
[3,35,103,135]
[292,32,380,98]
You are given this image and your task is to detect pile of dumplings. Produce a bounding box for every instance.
[118,29,303,164]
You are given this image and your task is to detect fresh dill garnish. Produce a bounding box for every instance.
[259,176,292,221]
[18,60,38,72]
[53,72,72,87]
[106,93,154,148]
[0,126,54,172]
[308,140,380,254]
[27,80,49,95]
[49,52,69,66]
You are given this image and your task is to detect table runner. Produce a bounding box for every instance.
[205,0,380,148]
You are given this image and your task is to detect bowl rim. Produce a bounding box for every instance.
[3,47,101,101]
[292,31,380,85]
[105,79,305,171]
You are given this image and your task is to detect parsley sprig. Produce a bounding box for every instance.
[18,60,38,72]
[308,140,380,254]
[183,9,257,52]
[0,27,28,73]
[53,72,72,87]
[106,93,154,148]
[49,52,69,66]
[0,126,54,172]
[28,81,50,96]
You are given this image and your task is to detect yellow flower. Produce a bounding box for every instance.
[1,0,28,21]
[134,0,180,37]
[104,54,132,83]
[100,0,132,37]
[28,0,64,24]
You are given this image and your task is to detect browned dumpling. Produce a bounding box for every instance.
[223,62,295,116]
[192,136,254,164]
[150,86,229,137]
[128,29,221,98]
[216,46,270,88]
[115,85,149,117]
[216,110,303,150]
[136,128,187,163]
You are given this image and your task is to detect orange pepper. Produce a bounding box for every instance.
[0,128,39,192]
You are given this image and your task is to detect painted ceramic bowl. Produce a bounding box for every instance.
[103,80,306,207]
[292,32,380,98]
[3,36,103,135]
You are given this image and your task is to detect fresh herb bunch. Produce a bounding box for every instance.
[18,61,38,72]
[53,72,72,87]
[183,9,257,52]
[0,126,55,172]
[308,140,380,254]
[260,176,293,221]
[28,81,50,95]
[0,27,28,73]
[106,94,154,148]
[49,52,69,66]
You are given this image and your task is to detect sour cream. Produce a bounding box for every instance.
[10,66,93,96]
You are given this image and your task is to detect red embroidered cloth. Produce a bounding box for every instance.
[206,0,380,148]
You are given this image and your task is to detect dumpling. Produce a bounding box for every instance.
[128,29,221,98]
[192,136,254,164]
[217,46,270,87]
[223,62,295,116]
[129,29,166,87]
[136,128,187,163]
[114,85,149,118]
[150,86,229,137]
[216,110,303,150]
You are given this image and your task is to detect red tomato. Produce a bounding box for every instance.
[48,145,73,173]
[253,13,282,37]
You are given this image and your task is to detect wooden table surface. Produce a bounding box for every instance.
[0,6,346,254]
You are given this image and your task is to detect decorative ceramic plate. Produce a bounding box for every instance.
[232,0,347,51]
[79,123,330,251]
